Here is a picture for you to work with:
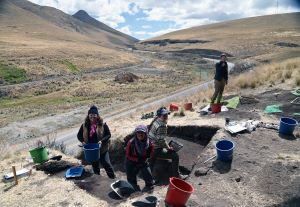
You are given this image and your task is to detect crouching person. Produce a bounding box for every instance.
[82,105,116,179]
[125,125,154,192]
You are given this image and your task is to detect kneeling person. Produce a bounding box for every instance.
[125,125,154,192]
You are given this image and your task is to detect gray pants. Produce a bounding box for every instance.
[211,79,226,104]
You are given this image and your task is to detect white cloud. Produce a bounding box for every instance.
[142,25,152,29]
[29,0,133,27]
[118,26,132,35]
[134,27,180,40]
[28,0,300,38]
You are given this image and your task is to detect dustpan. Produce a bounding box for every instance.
[111,180,135,198]
[65,166,84,178]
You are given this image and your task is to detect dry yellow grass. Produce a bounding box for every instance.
[227,57,300,91]
[0,0,140,80]
[138,12,300,62]
[0,150,109,207]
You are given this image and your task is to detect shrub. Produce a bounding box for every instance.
[0,63,28,84]
[295,77,300,86]
[36,136,66,154]
[284,70,292,79]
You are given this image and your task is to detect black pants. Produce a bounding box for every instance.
[150,148,179,177]
[126,159,153,187]
[91,151,115,178]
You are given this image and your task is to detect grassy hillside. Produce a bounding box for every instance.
[137,12,300,62]
[0,0,140,83]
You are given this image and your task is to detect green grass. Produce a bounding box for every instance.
[0,95,87,109]
[60,60,79,73]
[0,62,28,84]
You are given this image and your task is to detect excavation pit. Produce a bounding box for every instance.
[151,125,219,183]
[70,125,219,204]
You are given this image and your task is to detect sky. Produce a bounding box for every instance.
[28,0,300,40]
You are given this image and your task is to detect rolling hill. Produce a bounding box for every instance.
[0,0,139,82]
[138,12,300,62]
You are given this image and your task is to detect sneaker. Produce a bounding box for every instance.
[142,185,154,193]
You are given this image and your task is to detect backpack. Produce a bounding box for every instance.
[77,124,84,142]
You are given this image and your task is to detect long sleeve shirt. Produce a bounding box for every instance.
[148,119,168,149]
[214,61,228,82]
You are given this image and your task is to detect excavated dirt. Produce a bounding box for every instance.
[207,88,300,123]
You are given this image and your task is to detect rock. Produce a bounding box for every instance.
[114,72,139,83]
[194,167,209,177]
[235,176,242,182]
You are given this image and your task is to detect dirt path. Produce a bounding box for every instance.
[0,55,234,156]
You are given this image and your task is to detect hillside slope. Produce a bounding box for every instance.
[0,0,139,82]
[138,12,300,61]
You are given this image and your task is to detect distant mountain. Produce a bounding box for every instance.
[73,10,138,43]
[0,0,140,80]
[8,0,138,47]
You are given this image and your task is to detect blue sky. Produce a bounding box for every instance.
[29,0,300,40]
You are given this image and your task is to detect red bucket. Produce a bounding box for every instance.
[183,103,193,111]
[211,103,221,113]
[170,103,179,111]
[165,177,194,207]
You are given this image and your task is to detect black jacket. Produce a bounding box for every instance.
[214,61,228,81]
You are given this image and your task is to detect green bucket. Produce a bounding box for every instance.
[29,146,48,164]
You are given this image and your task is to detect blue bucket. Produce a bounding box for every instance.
[83,143,100,163]
[215,140,235,161]
[279,117,298,135]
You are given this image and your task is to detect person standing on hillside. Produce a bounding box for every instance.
[211,53,228,104]
[82,105,116,179]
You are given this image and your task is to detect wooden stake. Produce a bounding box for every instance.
[12,166,18,185]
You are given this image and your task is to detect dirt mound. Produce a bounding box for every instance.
[114,72,139,83]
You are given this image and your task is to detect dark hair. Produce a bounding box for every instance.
[84,114,103,129]
[148,106,167,130]
[156,106,168,117]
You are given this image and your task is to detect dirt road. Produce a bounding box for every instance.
[1,55,234,156]
[40,58,234,155]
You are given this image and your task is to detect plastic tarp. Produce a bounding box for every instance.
[264,105,282,113]
[291,88,300,96]
[225,96,240,109]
